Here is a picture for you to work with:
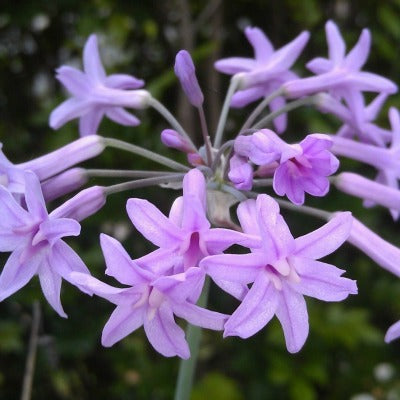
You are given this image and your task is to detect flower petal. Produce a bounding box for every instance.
[50,98,92,130]
[275,283,309,353]
[104,74,144,89]
[214,57,256,74]
[144,302,190,359]
[79,108,105,136]
[102,305,144,347]
[326,21,346,65]
[344,28,371,71]
[224,270,278,338]
[245,26,274,62]
[83,34,106,82]
[105,107,140,127]
[385,320,400,343]
[24,172,47,220]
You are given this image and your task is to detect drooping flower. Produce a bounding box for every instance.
[215,27,309,132]
[0,172,94,317]
[201,195,356,353]
[174,50,204,107]
[284,21,397,104]
[71,233,227,358]
[50,34,150,136]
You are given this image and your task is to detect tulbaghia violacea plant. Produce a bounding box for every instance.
[3,20,400,398]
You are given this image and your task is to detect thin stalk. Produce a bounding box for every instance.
[103,137,190,172]
[197,106,213,165]
[213,75,241,148]
[253,178,274,187]
[20,301,41,400]
[104,174,185,196]
[252,96,318,130]
[174,278,211,400]
[240,87,284,132]
[85,169,173,179]
[149,97,197,151]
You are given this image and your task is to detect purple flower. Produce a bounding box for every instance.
[0,144,26,197]
[385,320,400,343]
[71,234,227,358]
[174,50,204,107]
[50,34,150,136]
[284,21,397,103]
[127,168,260,278]
[0,172,92,317]
[231,130,339,205]
[318,93,391,146]
[201,195,356,353]
[228,155,253,191]
[215,27,309,133]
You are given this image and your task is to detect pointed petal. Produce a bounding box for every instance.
[224,270,278,338]
[306,57,333,74]
[50,98,92,130]
[182,169,209,231]
[152,267,204,304]
[275,283,309,353]
[347,72,397,94]
[385,320,400,343]
[38,260,67,318]
[344,28,371,70]
[269,95,287,133]
[55,66,91,96]
[174,302,227,330]
[126,198,184,248]
[102,304,144,346]
[169,196,183,227]
[79,108,104,136]
[289,257,357,301]
[230,86,266,108]
[201,253,265,284]
[83,34,106,82]
[245,27,274,62]
[105,107,140,127]
[100,233,152,285]
[212,277,248,300]
[237,199,260,236]
[0,246,42,301]
[24,172,47,219]
[326,21,346,65]
[70,271,142,305]
[34,218,80,247]
[389,107,400,148]
[104,74,144,89]
[144,302,190,359]
[294,212,352,259]
[214,57,257,74]
[135,248,178,275]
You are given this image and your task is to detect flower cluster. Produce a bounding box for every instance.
[2,20,400,364]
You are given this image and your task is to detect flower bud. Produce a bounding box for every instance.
[161,129,193,153]
[174,50,204,107]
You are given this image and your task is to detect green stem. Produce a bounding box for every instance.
[252,95,318,130]
[240,87,284,132]
[103,137,190,172]
[211,140,234,173]
[104,173,185,196]
[197,106,213,165]
[213,75,241,149]
[149,96,197,151]
[85,169,174,179]
[174,278,211,400]
[253,178,274,187]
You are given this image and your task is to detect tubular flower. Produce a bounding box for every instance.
[201,195,357,353]
[50,34,150,136]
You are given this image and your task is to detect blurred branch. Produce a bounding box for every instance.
[20,301,41,400]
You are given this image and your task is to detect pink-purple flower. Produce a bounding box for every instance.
[50,34,150,136]
[0,172,92,317]
[201,195,357,353]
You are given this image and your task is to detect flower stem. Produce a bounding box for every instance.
[211,140,234,173]
[149,96,197,151]
[197,106,213,165]
[174,278,211,400]
[103,173,185,196]
[85,169,173,179]
[103,137,190,172]
[252,95,318,130]
[213,75,241,149]
[240,87,284,132]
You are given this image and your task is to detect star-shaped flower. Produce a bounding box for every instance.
[215,27,309,132]
[201,195,356,353]
[50,34,150,136]
[284,21,397,104]
[0,172,91,317]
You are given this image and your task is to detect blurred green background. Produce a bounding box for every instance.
[1,0,400,399]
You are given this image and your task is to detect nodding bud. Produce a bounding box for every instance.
[41,168,88,202]
[187,152,204,166]
[50,186,106,222]
[161,129,194,153]
[174,50,204,107]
